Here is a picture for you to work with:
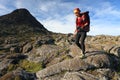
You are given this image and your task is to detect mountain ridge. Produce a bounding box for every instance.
[0,8,49,36]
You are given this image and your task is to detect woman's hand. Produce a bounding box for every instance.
[73,30,77,38]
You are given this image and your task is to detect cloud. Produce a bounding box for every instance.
[15,0,38,10]
[0,0,120,36]
[37,1,120,36]
[39,1,57,12]
[40,13,75,33]
[86,1,120,35]
[92,2,120,18]
[32,0,79,33]
[0,0,15,15]
[89,25,120,36]
[0,4,6,10]
[0,4,11,15]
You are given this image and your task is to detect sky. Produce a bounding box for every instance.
[0,0,120,36]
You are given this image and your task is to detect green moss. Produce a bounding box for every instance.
[0,50,6,54]
[60,55,72,62]
[6,59,43,74]
[14,76,21,80]
[19,60,43,73]
[0,50,2,53]
[7,64,18,72]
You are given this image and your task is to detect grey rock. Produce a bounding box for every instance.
[96,69,114,80]
[22,43,33,53]
[61,72,83,80]
[34,36,55,46]
[0,59,13,76]
[4,38,18,44]
[36,51,119,79]
[108,46,120,57]
[69,44,82,57]
[34,38,55,47]
[46,57,61,67]
[43,74,64,80]
[3,43,19,50]
[10,46,22,53]
[0,59,12,70]
[36,57,93,79]
[99,75,109,80]
[61,72,98,80]
[0,68,36,80]
[84,52,112,68]
[27,45,60,63]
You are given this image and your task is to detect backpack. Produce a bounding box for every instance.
[82,11,90,32]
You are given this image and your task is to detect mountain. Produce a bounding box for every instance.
[0,8,48,36]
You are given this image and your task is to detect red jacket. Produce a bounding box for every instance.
[76,15,84,28]
[76,12,90,32]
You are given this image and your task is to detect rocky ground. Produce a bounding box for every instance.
[0,9,120,80]
[0,33,120,80]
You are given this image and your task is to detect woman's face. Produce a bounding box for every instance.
[74,12,80,17]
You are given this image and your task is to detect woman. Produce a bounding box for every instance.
[73,8,89,58]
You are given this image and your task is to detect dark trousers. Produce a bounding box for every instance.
[75,31,87,54]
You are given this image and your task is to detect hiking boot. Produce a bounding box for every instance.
[79,52,86,59]
[81,54,86,59]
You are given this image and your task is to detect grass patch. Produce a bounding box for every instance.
[6,60,43,74]
[7,64,18,72]
[59,55,72,62]
[0,50,4,54]
[14,76,21,80]
[19,60,43,73]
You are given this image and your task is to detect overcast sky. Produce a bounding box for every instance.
[0,0,120,36]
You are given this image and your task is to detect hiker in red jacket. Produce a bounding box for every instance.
[73,8,90,58]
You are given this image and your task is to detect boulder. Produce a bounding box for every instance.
[69,44,82,57]
[87,68,120,80]
[34,37,55,47]
[84,51,117,68]
[36,51,119,79]
[3,43,19,51]
[46,57,61,67]
[61,72,98,80]
[104,45,120,57]
[22,43,33,53]
[96,68,116,80]
[61,72,83,80]
[0,59,13,76]
[27,44,61,64]
[43,74,64,80]
[0,68,36,80]
[36,57,93,79]
[4,38,18,44]
[10,46,22,53]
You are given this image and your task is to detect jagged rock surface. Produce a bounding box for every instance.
[36,51,119,80]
